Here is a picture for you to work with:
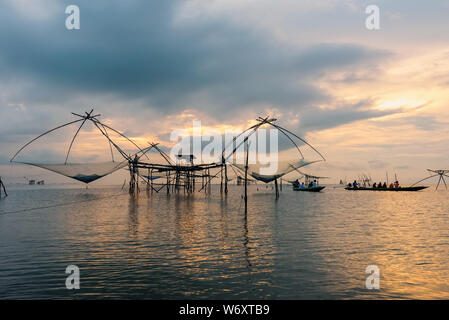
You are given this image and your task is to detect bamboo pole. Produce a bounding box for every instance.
[220,166,223,194]
[208,168,211,194]
[150,169,154,194]
[224,163,228,194]
[135,157,139,194]
[244,139,249,207]
[0,177,7,197]
[275,178,279,199]
[167,171,170,194]
[128,161,134,194]
[202,172,204,190]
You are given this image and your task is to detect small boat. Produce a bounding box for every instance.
[24,177,35,185]
[345,186,428,192]
[293,185,326,192]
[290,170,328,192]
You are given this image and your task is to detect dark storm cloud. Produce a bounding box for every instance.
[0,0,389,112]
[0,0,395,160]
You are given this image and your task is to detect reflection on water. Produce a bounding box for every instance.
[1,185,449,299]
[128,196,138,239]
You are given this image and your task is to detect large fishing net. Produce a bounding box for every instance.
[222,117,325,183]
[18,161,128,183]
[232,159,317,183]
[10,110,146,184]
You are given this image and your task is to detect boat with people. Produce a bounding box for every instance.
[293,184,326,192]
[345,186,428,191]
[345,179,428,192]
[290,171,328,192]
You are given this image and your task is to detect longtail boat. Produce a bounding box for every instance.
[293,185,326,192]
[345,186,428,192]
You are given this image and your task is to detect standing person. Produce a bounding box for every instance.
[353,180,358,188]
[313,180,317,187]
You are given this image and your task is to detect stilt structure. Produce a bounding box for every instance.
[129,155,140,195]
[130,143,223,196]
[11,112,325,202]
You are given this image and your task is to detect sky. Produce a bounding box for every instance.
[1,0,449,185]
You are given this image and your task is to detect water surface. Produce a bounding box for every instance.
[1,184,449,299]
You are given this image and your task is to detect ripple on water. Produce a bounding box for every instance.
[1,185,449,299]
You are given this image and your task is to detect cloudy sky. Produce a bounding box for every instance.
[1,0,449,184]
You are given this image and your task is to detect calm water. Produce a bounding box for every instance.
[1,184,449,299]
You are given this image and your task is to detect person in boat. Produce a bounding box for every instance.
[394,181,400,188]
[382,182,387,188]
[352,180,358,189]
[308,181,313,188]
[389,182,394,188]
[377,182,382,188]
[294,179,300,187]
[313,180,317,187]
[300,182,305,189]
[373,182,377,188]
